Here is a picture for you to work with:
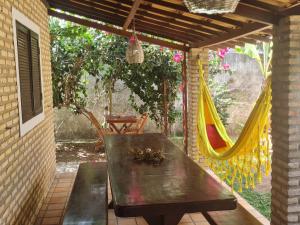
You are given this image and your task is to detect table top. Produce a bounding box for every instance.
[105,115,137,123]
[104,133,237,217]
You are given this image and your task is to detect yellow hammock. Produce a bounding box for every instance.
[196,61,272,191]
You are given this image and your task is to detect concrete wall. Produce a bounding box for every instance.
[0,1,56,224]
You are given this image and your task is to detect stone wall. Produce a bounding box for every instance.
[271,15,300,225]
[0,1,56,224]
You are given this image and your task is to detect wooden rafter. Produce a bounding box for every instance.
[280,3,300,16]
[49,0,194,43]
[46,0,300,48]
[192,23,271,48]
[239,0,281,12]
[145,0,244,27]
[48,9,189,51]
[123,0,143,30]
[114,0,231,32]
[233,4,278,25]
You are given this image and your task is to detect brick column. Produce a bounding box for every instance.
[187,48,208,160]
[271,16,300,225]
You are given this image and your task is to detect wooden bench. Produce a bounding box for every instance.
[203,204,264,225]
[63,162,108,225]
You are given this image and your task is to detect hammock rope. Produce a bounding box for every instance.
[196,61,272,191]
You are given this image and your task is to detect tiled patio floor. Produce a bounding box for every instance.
[34,170,268,225]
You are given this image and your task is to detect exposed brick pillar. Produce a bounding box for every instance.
[187,48,208,160]
[271,16,300,225]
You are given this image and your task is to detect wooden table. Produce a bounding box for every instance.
[105,115,137,134]
[104,133,237,225]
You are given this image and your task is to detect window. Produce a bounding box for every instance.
[12,8,44,136]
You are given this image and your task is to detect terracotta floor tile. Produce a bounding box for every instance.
[48,197,68,204]
[135,217,148,225]
[41,217,61,225]
[44,209,64,218]
[117,217,137,225]
[47,203,65,211]
[180,214,193,223]
[190,213,206,222]
[53,187,70,193]
[51,192,69,198]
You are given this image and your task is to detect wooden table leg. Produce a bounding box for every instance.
[202,212,218,225]
[108,200,114,209]
[109,123,122,134]
[144,214,183,225]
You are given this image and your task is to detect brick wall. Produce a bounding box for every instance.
[271,15,300,225]
[187,48,208,160]
[0,0,56,224]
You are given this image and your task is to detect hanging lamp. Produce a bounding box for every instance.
[183,0,240,14]
[126,21,144,64]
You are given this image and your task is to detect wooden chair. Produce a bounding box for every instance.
[124,113,148,134]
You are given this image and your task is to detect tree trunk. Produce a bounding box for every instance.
[163,79,168,136]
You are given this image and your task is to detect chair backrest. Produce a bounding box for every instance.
[137,113,148,134]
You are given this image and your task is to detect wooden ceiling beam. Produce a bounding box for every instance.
[68,0,216,38]
[239,0,281,12]
[134,16,206,40]
[106,0,230,32]
[238,37,259,45]
[123,0,143,30]
[95,0,223,35]
[192,23,271,48]
[234,4,278,25]
[48,9,189,52]
[49,0,198,43]
[49,0,125,25]
[280,3,300,16]
[145,0,244,27]
[146,0,280,25]
[134,20,200,42]
[72,0,214,36]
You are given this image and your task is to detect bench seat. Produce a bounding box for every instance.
[63,162,108,225]
[203,204,264,225]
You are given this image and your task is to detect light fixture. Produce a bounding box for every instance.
[183,0,240,14]
[126,21,144,64]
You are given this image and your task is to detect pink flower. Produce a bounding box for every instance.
[173,52,183,63]
[223,63,230,70]
[218,48,229,59]
[160,46,164,52]
[129,35,136,44]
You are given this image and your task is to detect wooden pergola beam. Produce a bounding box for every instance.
[234,4,278,25]
[239,0,281,12]
[48,9,189,52]
[146,0,279,25]
[145,0,244,27]
[280,3,300,16]
[115,0,230,32]
[192,23,271,48]
[49,0,193,43]
[123,0,143,30]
